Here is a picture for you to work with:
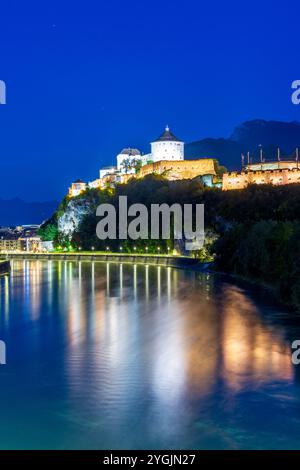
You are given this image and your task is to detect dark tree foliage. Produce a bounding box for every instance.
[214,221,300,310]
[44,176,300,308]
[38,213,58,241]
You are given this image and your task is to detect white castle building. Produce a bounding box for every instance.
[99,126,184,178]
[69,126,186,196]
[99,166,116,179]
[116,148,144,174]
[115,126,184,174]
[150,125,184,162]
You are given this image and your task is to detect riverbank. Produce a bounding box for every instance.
[208,258,300,313]
[0,260,10,275]
[4,252,208,270]
[213,220,300,312]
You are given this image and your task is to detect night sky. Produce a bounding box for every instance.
[0,0,300,201]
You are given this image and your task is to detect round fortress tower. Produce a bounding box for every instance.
[151,126,184,162]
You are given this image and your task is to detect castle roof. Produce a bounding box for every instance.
[120,148,141,156]
[153,126,183,143]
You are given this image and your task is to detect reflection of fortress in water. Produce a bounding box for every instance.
[3,260,294,394]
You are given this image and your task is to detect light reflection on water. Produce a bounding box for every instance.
[0,260,300,449]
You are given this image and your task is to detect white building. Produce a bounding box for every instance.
[117,148,143,174]
[151,126,184,162]
[99,166,117,179]
[68,179,87,197]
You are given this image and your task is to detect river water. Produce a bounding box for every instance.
[0,260,300,449]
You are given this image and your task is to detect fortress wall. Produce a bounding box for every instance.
[222,168,300,190]
[70,158,218,195]
[138,159,216,180]
[245,161,299,171]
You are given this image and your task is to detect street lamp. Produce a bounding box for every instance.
[106,246,110,251]
[91,246,95,251]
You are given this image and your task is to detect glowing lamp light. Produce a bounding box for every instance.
[91,246,95,251]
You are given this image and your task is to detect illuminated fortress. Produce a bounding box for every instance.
[68,126,220,197]
[222,154,300,190]
[68,126,300,197]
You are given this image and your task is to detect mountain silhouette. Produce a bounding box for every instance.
[185,119,300,169]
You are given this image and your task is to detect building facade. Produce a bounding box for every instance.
[68,179,87,197]
[150,126,184,162]
[116,148,144,174]
[0,236,21,252]
[223,159,300,190]
[0,225,45,252]
[99,166,117,179]
[138,159,217,180]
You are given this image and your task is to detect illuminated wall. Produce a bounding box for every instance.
[151,140,184,162]
[223,168,300,190]
[68,181,87,197]
[68,158,218,197]
[138,158,216,180]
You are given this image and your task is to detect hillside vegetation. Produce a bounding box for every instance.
[40,176,300,310]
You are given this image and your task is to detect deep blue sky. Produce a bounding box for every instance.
[0,0,300,201]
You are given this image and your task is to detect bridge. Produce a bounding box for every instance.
[2,252,205,270]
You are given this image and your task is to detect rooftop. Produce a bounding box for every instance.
[120,148,141,156]
[153,126,183,143]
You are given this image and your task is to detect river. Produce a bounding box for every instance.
[0,260,300,449]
